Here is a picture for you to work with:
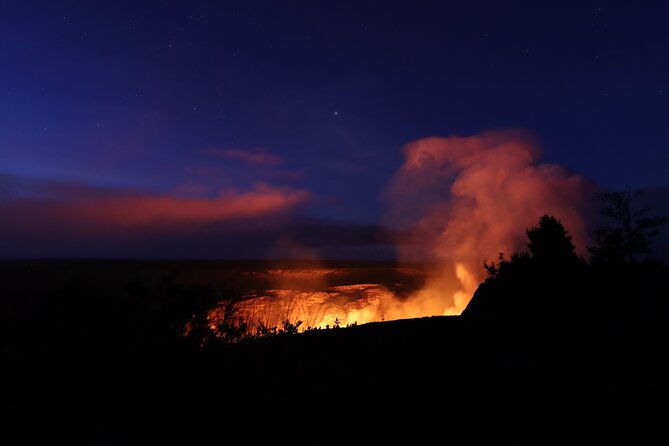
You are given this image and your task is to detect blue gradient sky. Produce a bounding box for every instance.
[1,1,667,258]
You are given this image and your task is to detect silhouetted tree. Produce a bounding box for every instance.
[589,187,666,264]
[483,215,579,278]
[467,214,583,322]
[526,214,579,266]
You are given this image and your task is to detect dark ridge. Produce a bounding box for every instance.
[3,257,668,444]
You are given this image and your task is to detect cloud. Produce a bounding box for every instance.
[185,165,225,178]
[276,217,398,261]
[0,173,402,259]
[283,217,390,248]
[259,168,305,182]
[206,148,283,166]
[0,176,310,246]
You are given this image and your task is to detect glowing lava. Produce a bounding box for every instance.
[234,284,397,330]
[205,265,466,336]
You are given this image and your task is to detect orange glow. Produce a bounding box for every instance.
[384,131,593,316]
[205,132,593,337]
[206,265,468,336]
[235,284,396,329]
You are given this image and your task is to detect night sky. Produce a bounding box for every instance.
[1,1,668,259]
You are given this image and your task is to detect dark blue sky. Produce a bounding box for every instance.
[1,1,668,258]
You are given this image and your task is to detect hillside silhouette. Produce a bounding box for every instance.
[3,200,668,443]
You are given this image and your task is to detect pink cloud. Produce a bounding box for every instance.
[206,148,283,166]
[185,165,225,178]
[2,181,310,237]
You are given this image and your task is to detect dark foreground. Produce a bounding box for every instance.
[3,260,668,444]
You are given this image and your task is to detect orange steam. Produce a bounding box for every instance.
[385,130,593,315]
[207,131,594,336]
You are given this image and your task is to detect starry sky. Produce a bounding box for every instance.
[1,1,668,259]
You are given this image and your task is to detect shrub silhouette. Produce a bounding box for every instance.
[589,187,666,265]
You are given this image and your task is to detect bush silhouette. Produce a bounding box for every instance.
[589,187,666,265]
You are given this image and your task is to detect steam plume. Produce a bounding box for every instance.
[385,130,594,315]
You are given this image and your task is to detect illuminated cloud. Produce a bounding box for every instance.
[0,173,400,258]
[0,177,309,239]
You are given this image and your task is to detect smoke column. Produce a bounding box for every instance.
[208,130,597,334]
[385,130,594,316]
